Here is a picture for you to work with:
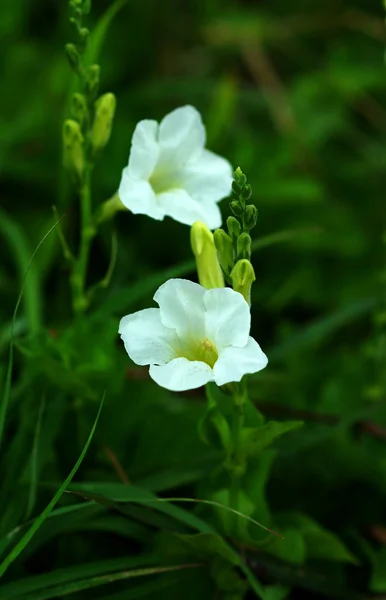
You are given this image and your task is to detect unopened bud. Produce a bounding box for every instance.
[237,232,252,260]
[85,64,100,100]
[231,259,256,305]
[232,180,242,195]
[230,201,243,217]
[243,205,258,231]
[78,27,89,51]
[71,93,88,126]
[190,222,224,290]
[233,167,247,188]
[214,229,234,277]
[65,43,80,72]
[62,119,84,177]
[92,93,116,152]
[240,183,252,201]
[227,216,241,242]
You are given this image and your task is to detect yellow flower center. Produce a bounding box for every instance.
[177,337,219,368]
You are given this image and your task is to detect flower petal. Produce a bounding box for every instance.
[128,119,160,179]
[180,149,233,203]
[204,287,251,350]
[158,105,206,165]
[157,188,221,229]
[213,337,268,386]
[154,278,206,339]
[119,308,178,366]
[118,169,165,220]
[150,358,213,391]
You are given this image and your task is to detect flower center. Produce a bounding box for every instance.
[177,337,219,368]
[149,166,181,195]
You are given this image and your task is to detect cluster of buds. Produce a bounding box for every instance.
[214,168,257,304]
[63,0,116,181]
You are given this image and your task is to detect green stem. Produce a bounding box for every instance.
[229,380,247,534]
[71,164,95,314]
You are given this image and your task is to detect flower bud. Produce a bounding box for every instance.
[92,93,116,153]
[243,205,258,231]
[230,201,243,217]
[231,180,242,195]
[85,64,100,100]
[62,119,84,178]
[227,216,241,242]
[237,232,252,260]
[191,222,224,289]
[240,183,252,201]
[65,43,80,72]
[78,27,89,50]
[214,229,234,276]
[233,167,247,188]
[231,259,256,306]
[71,93,88,127]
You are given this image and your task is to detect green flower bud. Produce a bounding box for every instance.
[62,119,84,178]
[237,232,252,260]
[71,93,88,126]
[214,229,234,276]
[233,167,247,188]
[231,180,242,195]
[92,93,116,152]
[190,222,224,290]
[231,259,256,306]
[227,216,241,242]
[240,183,252,201]
[65,43,80,72]
[85,64,100,100]
[230,201,243,217]
[243,205,258,231]
[78,27,89,51]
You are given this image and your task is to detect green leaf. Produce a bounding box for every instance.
[370,547,386,592]
[0,394,104,578]
[303,528,358,564]
[87,0,131,64]
[267,528,306,565]
[240,421,303,457]
[25,395,45,519]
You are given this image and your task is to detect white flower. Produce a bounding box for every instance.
[119,279,268,392]
[118,105,232,229]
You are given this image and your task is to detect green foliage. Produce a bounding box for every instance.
[1,0,386,598]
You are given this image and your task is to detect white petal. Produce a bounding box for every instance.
[204,288,251,351]
[154,278,206,339]
[150,358,213,391]
[158,105,206,165]
[118,169,165,220]
[213,337,268,386]
[180,149,233,203]
[128,119,160,179]
[157,188,221,229]
[119,308,178,366]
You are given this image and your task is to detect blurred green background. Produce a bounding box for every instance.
[1,0,386,598]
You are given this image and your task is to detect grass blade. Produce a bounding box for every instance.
[13,563,202,600]
[25,395,46,520]
[0,393,105,578]
[0,215,66,453]
[0,554,157,598]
